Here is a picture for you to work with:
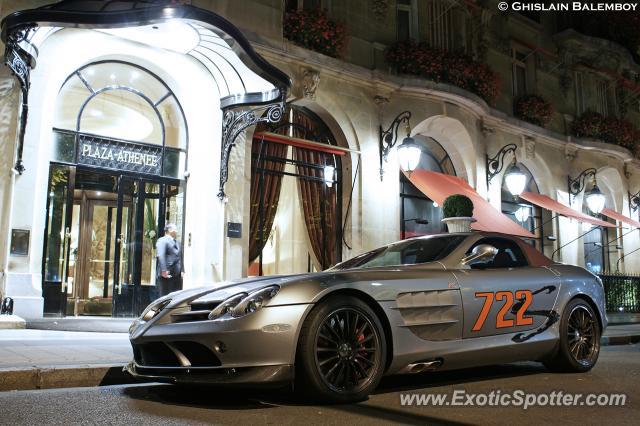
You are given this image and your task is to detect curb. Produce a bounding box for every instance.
[601,334,640,346]
[0,364,140,392]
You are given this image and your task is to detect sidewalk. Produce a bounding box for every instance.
[600,323,640,345]
[0,329,134,392]
[0,323,639,392]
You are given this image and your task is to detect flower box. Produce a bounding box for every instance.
[283,9,346,58]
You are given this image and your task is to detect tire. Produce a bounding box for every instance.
[544,298,601,373]
[295,295,387,403]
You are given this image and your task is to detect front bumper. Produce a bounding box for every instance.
[125,361,293,387]
[126,303,311,385]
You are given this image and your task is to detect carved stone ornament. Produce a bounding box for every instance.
[373,95,390,106]
[480,123,495,138]
[371,0,390,21]
[565,145,578,162]
[524,136,536,160]
[302,68,320,100]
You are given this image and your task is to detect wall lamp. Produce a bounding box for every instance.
[486,144,526,196]
[379,111,421,180]
[568,168,606,214]
[323,164,336,188]
[629,190,640,212]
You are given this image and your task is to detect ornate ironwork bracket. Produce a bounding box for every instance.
[4,25,35,175]
[568,168,597,196]
[379,110,411,181]
[629,190,640,212]
[486,143,517,186]
[217,99,286,200]
[568,168,597,206]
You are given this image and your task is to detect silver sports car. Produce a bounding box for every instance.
[126,232,606,402]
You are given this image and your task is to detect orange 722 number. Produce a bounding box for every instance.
[472,290,533,331]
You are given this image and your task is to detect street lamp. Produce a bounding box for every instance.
[568,168,606,214]
[585,184,606,214]
[396,136,422,175]
[504,163,527,197]
[379,111,422,180]
[486,144,526,196]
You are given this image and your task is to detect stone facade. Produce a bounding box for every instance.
[0,0,639,317]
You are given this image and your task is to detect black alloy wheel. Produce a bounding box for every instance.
[314,307,382,394]
[543,298,601,372]
[296,295,387,403]
[567,305,598,366]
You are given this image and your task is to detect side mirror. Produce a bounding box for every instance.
[462,244,498,266]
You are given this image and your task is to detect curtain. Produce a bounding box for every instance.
[248,135,287,264]
[292,110,340,269]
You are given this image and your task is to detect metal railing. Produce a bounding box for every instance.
[599,273,640,313]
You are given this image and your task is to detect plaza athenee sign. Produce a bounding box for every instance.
[77,135,163,175]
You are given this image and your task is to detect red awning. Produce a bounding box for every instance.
[601,208,640,229]
[519,192,615,228]
[404,169,535,238]
[253,131,353,156]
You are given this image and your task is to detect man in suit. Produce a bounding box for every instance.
[156,223,183,296]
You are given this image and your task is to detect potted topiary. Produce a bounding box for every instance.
[441,194,476,233]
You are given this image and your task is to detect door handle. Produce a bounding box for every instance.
[61,227,71,293]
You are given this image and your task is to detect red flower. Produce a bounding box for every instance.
[513,94,554,127]
[572,111,640,155]
[384,42,501,103]
[283,9,346,58]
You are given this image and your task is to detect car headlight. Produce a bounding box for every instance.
[208,292,248,320]
[208,285,279,321]
[140,299,171,322]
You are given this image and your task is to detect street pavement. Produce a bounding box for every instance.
[0,343,637,425]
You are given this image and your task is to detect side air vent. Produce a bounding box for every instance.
[396,289,463,341]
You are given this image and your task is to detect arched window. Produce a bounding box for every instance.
[500,163,545,251]
[582,185,616,274]
[400,136,455,239]
[52,61,187,178]
[248,106,342,275]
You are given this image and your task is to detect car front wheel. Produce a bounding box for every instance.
[544,298,601,372]
[296,295,387,403]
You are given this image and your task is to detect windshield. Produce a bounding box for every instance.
[330,235,467,270]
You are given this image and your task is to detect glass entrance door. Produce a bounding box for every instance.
[43,165,185,318]
[43,165,75,316]
[68,199,118,316]
[112,176,184,317]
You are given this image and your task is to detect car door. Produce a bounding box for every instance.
[454,237,560,339]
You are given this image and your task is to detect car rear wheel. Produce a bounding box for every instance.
[296,295,386,403]
[544,298,601,373]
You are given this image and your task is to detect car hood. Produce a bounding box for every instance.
[162,272,320,308]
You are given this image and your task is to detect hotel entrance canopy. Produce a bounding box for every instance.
[404,169,535,238]
[1,0,291,198]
